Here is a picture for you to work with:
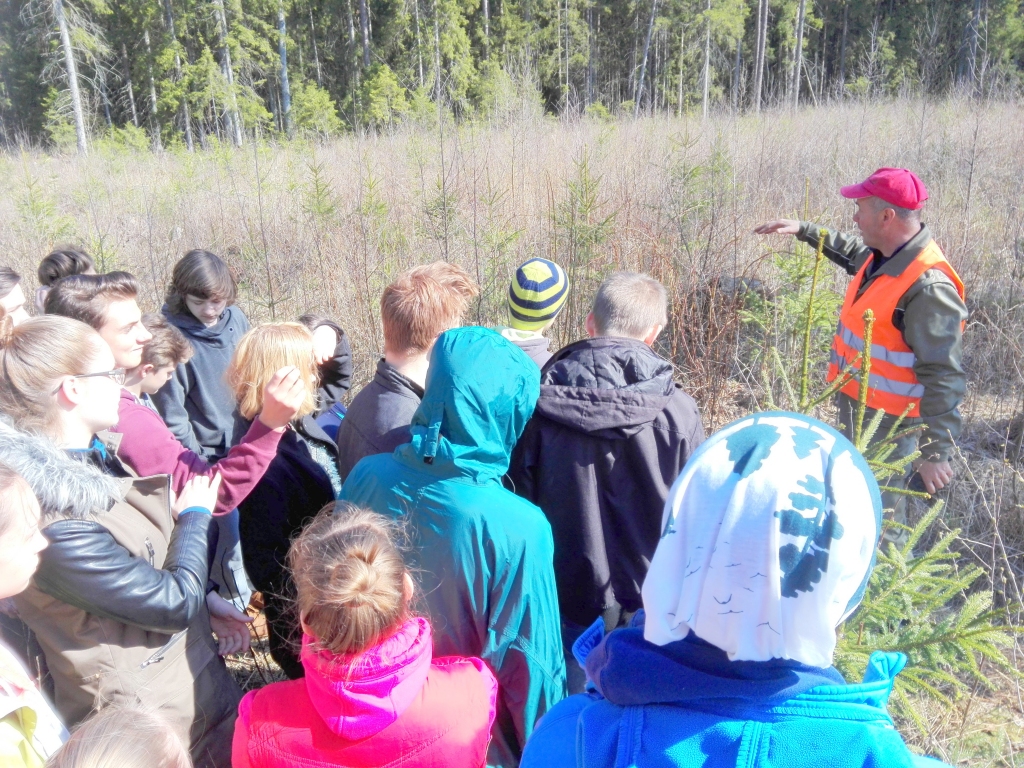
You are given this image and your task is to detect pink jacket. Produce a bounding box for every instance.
[110,388,282,516]
[232,618,498,768]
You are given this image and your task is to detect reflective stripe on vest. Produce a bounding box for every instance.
[825,239,964,418]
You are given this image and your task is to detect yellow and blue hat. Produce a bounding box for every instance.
[508,258,569,331]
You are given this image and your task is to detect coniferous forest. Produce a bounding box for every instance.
[0,0,1022,150]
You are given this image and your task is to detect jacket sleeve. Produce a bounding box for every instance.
[314,321,353,415]
[115,405,283,516]
[231,691,256,768]
[151,363,205,456]
[797,222,874,276]
[481,516,568,757]
[505,420,538,501]
[33,512,213,634]
[900,273,969,463]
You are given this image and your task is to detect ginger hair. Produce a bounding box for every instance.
[380,262,478,354]
[227,322,317,421]
[288,504,411,656]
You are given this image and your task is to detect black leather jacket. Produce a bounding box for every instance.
[35,510,213,634]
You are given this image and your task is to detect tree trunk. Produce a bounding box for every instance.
[677,26,684,118]
[414,0,424,87]
[791,0,806,108]
[99,72,113,128]
[701,0,710,119]
[359,0,371,68]
[753,0,767,112]
[121,44,139,126]
[164,0,194,151]
[213,0,243,146]
[278,1,292,135]
[633,0,659,117]
[308,6,323,86]
[586,2,594,106]
[732,34,741,110]
[967,0,981,90]
[143,30,163,149]
[54,0,88,153]
[838,1,848,97]
[482,0,490,55]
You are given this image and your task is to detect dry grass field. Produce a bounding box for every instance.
[3,95,1023,763]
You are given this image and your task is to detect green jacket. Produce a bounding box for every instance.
[797,222,968,461]
[340,327,567,768]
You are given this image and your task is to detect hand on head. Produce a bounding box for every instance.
[258,366,307,431]
[312,325,338,365]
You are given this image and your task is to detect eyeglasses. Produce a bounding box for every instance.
[52,368,127,393]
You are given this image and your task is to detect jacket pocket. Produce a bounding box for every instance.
[139,629,187,669]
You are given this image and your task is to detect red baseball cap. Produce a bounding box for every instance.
[840,167,928,210]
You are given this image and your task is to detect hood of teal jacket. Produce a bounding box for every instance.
[395,327,540,483]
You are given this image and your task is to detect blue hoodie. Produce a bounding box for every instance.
[340,327,567,768]
[521,622,945,768]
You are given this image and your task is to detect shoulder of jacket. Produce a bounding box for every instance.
[899,269,964,307]
[42,518,109,538]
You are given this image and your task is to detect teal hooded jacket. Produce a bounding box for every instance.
[340,327,568,767]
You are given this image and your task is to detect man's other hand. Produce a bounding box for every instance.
[753,219,801,235]
[915,459,954,494]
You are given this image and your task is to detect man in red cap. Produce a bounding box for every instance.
[754,168,968,538]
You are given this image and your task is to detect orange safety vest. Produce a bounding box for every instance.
[826,240,964,418]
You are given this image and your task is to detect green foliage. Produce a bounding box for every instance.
[360,64,409,129]
[835,505,1020,730]
[290,80,342,136]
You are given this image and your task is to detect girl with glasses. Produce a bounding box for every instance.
[0,314,241,768]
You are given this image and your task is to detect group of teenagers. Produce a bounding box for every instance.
[0,247,945,768]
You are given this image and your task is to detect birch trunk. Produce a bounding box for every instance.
[633,0,659,117]
[54,0,88,153]
[278,1,292,135]
[701,0,710,119]
[752,0,767,111]
[359,0,371,67]
[791,0,806,108]
[213,0,243,146]
[144,31,163,149]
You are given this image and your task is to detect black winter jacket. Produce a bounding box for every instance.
[507,337,705,630]
[335,358,424,482]
[236,415,336,678]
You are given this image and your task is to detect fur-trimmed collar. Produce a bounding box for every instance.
[0,417,120,521]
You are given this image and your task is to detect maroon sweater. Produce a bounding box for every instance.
[111,388,282,516]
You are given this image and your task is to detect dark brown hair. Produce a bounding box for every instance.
[140,313,193,370]
[288,504,411,656]
[380,262,478,354]
[0,268,21,300]
[37,248,95,286]
[44,272,140,331]
[164,250,237,317]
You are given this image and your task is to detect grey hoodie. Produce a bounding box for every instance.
[151,304,250,460]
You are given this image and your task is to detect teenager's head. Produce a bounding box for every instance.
[586,271,667,346]
[289,504,412,656]
[165,250,237,327]
[0,268,29,328]
[0,463,46,600]
[38,247,96,286]
[380,262,478,358]
[0,316,122,443]
[45,272,152,369]
[135,313,192,395]
[227,322,317,421]
[508,258,569,333]
[46,704,191,768]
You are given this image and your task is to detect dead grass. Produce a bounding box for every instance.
[3,96,1024,762]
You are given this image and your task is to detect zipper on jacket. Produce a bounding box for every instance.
[144,538,155,566]
[139,630,187,669]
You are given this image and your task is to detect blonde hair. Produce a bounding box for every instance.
[381,262,479,354]
[592,271,668,339]
[0,315,107,436]
[46,705,191,768]
[227,322,318,421]
[289,504,411,656]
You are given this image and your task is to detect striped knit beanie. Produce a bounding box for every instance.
[508,258,569,331]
